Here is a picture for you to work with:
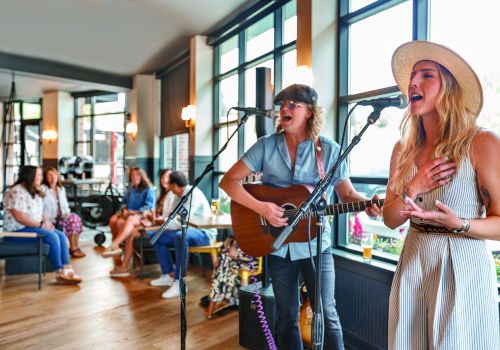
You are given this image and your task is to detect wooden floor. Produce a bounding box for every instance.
[0,234,246,350]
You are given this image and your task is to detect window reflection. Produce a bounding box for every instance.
[220,36,238,74]
[349,2,412,94]
[246,14,274,61]
[219,75,239,123]
[348,103,402,178]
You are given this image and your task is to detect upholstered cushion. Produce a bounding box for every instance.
[0,241,50,257]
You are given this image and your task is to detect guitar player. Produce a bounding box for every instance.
[220,84,381,350]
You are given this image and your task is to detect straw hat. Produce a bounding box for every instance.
[391,41,483,117]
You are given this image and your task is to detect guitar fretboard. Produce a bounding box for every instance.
[281,198,385,219]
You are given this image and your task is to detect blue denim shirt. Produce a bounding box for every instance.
[121,186,156,213]
[241,133,349,260]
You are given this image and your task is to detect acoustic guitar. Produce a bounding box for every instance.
[230,184,384,257]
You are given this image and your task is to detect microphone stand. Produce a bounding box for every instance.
[150,109,255,350]
[271,107,383,350]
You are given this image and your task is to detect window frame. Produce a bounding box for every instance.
[73,93,127,182]
[211,0,296,198]
[336,0,429,262]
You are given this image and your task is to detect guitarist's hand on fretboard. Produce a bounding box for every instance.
[365,194,383,217]
[257,201,288,227]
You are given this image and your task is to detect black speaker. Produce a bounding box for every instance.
[239,282,277,349]
[255,67,275,138]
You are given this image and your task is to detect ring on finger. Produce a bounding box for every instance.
[432,175,438,181]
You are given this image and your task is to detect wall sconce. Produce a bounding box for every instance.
[181,105,196,128]
[125,121,138,140]
[42,130,58,144]
[295,65,314,86]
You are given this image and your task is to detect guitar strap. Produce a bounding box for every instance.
[314,138,327,199]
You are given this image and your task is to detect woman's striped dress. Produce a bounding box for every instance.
[389,140,500,349]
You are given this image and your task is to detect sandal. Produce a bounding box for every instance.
[70,248,86,258]
[55,268,82,285]
[102,245,123,258]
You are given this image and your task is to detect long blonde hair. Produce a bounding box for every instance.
[276,105,326,140]
[392,63,477,193]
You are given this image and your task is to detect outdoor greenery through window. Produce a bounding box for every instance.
[74,93,126,184]
[213,0,297,203]
[339,0,500,272]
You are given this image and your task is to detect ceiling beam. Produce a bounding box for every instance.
[0,51,132,89]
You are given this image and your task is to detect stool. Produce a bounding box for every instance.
[189,241,223,270]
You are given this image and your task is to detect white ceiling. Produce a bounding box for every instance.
[0,0,255,100]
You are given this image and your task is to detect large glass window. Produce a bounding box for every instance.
[161,133,189,178]
[2,100,42,188]
[213,0,297,199]
[74,93,126,184]
[339,0,500,270]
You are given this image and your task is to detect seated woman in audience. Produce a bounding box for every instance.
[104,169,171,278]
[41,167,85,258]
[2,165,82,284]
[103,167,155,257]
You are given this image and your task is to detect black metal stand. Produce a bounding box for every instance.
[177,206,189,350]
[311,199,326,350]
[271,107,383,350]
[149,109,256,350]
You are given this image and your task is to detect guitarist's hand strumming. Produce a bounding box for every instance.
[258,201,287,227]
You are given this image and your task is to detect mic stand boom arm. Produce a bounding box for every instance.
[272,107,383,251]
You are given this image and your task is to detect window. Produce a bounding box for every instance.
[74,93,126,184]
[212,0,297,198]
[338,0,500,270]
[2,100,42,188]
[160,133,190,178]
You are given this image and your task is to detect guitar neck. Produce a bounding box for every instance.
[325,198,384,216]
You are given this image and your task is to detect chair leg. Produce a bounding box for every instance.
[38,236,42,290]
[139,236,144,279]
[210,250,217,271]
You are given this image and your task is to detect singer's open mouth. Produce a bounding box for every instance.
[282,115,292,121]
[410,94,423,102]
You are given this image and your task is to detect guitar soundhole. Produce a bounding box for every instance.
[268,203,296,238]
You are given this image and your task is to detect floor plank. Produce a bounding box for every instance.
[0,233,246,350]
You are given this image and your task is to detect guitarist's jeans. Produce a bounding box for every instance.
[268,250,344,350]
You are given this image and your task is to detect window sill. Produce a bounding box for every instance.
[332,248,396,273]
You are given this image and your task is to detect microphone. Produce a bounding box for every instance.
[232,106,275,118]
[358,95,408,109]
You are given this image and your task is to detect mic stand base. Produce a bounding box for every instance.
[311,200,326,350]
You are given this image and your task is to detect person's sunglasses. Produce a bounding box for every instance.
[278,101,305,111]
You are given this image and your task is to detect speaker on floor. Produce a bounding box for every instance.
[255,67,275,138]
[239,282,277,349]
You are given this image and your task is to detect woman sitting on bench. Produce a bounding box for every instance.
[2,166,82,284]
[41,167,85,258]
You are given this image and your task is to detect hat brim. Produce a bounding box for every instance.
[392,41,483,117]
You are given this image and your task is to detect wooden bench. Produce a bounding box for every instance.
[0,231,47,290]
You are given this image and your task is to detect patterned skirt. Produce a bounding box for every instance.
[58,213,83,236]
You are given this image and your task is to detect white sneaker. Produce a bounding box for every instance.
[150,274,174,287]
[161,281,188,299]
